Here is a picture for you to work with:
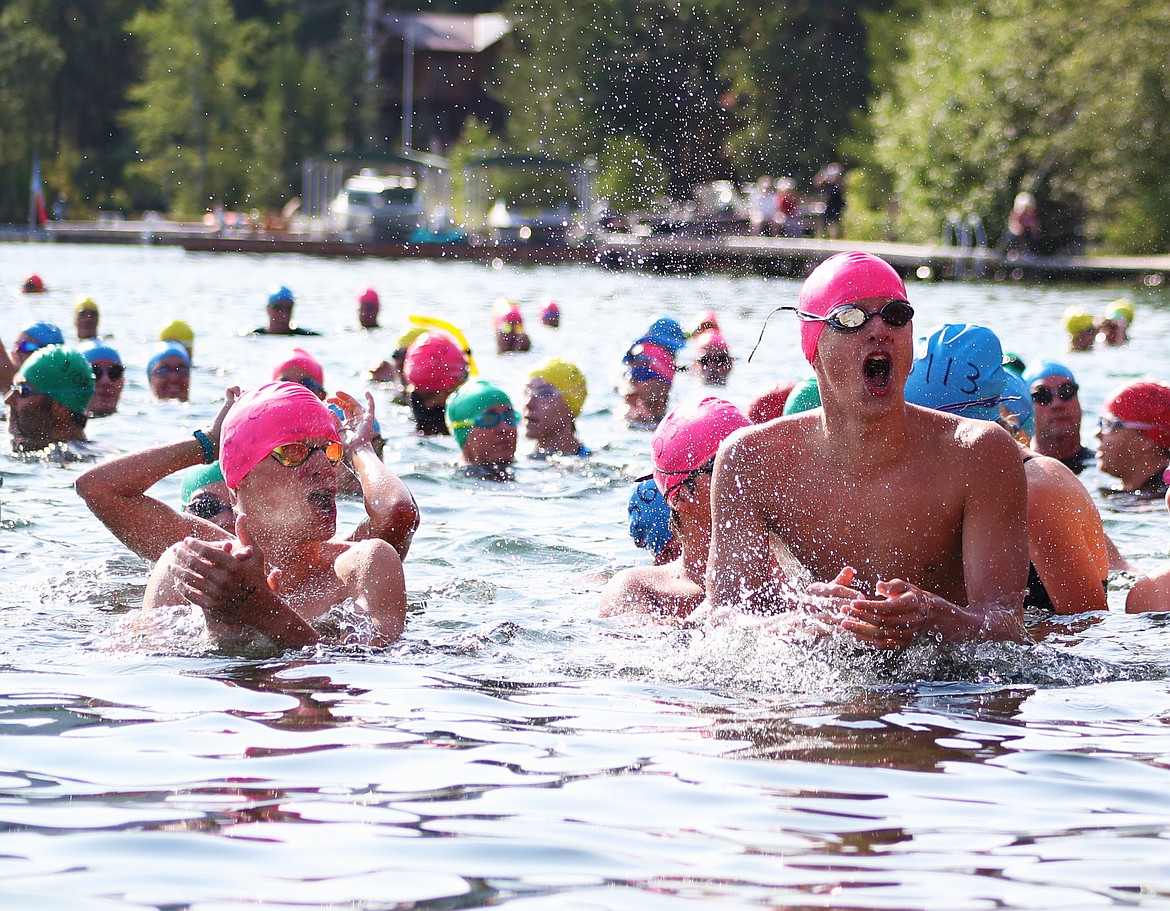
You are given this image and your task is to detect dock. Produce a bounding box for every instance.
[15,221,1170,285]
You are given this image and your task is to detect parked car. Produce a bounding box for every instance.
[329,173,426,241]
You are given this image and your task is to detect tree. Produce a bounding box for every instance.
[123,0,264,215]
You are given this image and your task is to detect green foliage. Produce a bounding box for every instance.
[868,0,1170,253]
[596,135,667,212]
[123,0,264,216]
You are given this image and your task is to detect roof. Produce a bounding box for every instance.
[382,13,512,54]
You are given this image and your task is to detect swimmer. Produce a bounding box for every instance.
[626,478,681,566]
[524,357,590,458]
[446,379,519,481]
[1022,360,1093,474]
[22,274,46,294]
[251,286,320,336]
[136,382,406,650]
[74,297,100,341]
[403,331,470,436]
[782,376,821,416]
[690,309,720,337]
[493,299,532,354]
[357,288,381,329]
[328,392,389,499]
[5,345,94,454]
[147,342,191,402]
[691,329,733,386]
[707,251,1029,647]
[747,381,797,423]
[1095,380,1170,501]
[369,325,426,403]
[1124,479,1170,612]
[1063,307,1096,352]
[11,322,65,372]
[159,320,195,361]
[1096,298,1134,347]
[81,342,125,417]
[76,387,418,564]
[905,323,1109,615]
[179,462,235,532]
[273,348,326,399]
[621,318,685,429]
[601,398,750,619]
[540,299,561,328]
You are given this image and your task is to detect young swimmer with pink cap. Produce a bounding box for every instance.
[493,299,532,354]
[137,382,407,650]
[273,348,326,399]
[601,397,750,619]
[706,251,1030,647]
[403,331,470,435]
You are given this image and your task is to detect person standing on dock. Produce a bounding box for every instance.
[813,163,846,239]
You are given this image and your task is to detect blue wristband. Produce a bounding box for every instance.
[193,429,215,464]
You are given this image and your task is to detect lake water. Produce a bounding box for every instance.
[3,242,1170,909]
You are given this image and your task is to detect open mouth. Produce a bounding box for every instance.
[863,353,893,393]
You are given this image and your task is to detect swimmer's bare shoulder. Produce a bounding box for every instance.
[332,537,407,643]
[600,564,700,620]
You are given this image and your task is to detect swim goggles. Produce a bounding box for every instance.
[151,363,190,378]
[450,406,520,433]
[15,339,42,354]
[92,364,125,381]
[748,300,914,362]
[1030,381,1078,406]
[1098,415,1158,436]
[269,440,344,467]
[185,493,232,520]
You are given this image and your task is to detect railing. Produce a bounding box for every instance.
[940,213,989,278]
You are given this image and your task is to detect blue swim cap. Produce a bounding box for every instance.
[1001,370,1033,437]
[1021,359,1076,387]
[147,341,191,374]
[268,286,294,306]
[23,321,64,347]
[629,478,674,556]
[637,318,687,353]
[905,324,1008,422]
[80,342,121,365]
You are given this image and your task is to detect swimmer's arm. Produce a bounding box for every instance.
[338,539,407,644]
[1025,461,1108,614]
[76,439,230,562]
[948,428,1030,641]
[1126,567,1170,613]
[346,442,420,559]
[706,437,789,612]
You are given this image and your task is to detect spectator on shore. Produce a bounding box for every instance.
[1006,192,1040,255]
[749,176,778,236]
[813,162,846,239]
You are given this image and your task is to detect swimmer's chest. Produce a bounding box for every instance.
[763,457,965,587]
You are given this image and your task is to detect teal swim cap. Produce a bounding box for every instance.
[445,379,512,447]
[15,345,95,416]
[782,376,821,415]
[179,462,226,507]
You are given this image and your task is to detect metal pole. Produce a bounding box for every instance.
[402,17,414,154]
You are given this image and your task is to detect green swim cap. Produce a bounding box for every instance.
[179,462,225,506]
[782,376,821,415]
[15,345,95,415]
[445,379,512,447]
[1107,298,1135,325]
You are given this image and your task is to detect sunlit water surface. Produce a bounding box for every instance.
[2,243,1170,909]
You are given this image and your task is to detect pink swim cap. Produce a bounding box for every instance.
[493,299,524,330]
[403,331,469,393]
[694,329,729,353]
[220,382,340,489]
[798,251,908,363]
[652,397,751,504]
[358,287,379,305]
[542,299,560,318]
[272,347,324,385]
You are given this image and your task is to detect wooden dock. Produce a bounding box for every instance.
[19,221,1170,285]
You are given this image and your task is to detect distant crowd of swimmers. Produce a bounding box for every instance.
[7,256,1170,654]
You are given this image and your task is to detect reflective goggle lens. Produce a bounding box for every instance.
[270,440,344,467]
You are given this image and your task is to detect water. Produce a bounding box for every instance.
[3,242,1170,909]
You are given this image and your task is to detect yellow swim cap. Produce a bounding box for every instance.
[1062,308,1094,336]
[1107,298,1135,325]
[74,295,98,314]
[395,325,427,354]
[528,357,588,418]
[159,319,195,346]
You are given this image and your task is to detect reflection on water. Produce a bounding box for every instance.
[2,244,1170,908]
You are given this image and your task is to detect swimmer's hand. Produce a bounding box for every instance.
[329,391,377,450]
[208,386,241,448]
[838,578,932,650]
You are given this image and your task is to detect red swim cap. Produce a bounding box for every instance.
[748,380,798,423]
[404,331,469,393]
[798,251,908,363]
[358,287,379,305]
[1105,381,1170,449]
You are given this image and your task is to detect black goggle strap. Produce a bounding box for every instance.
[747,305,801,364]
[937,393,1019,416]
